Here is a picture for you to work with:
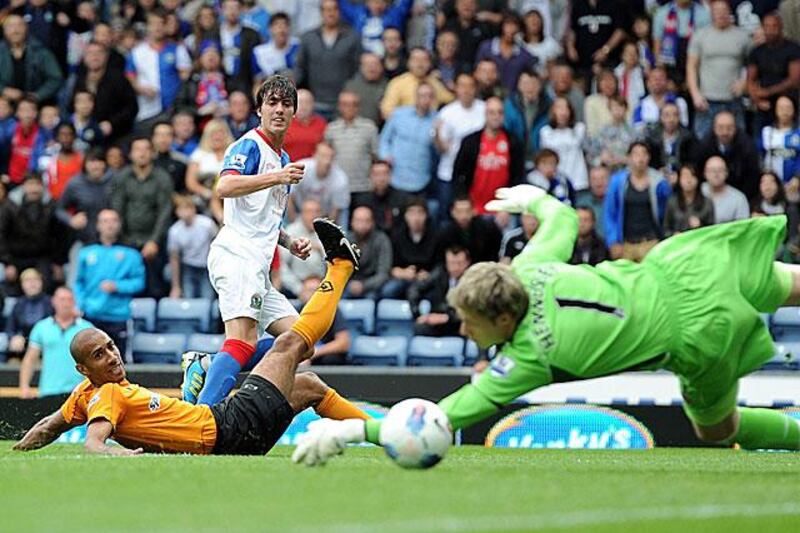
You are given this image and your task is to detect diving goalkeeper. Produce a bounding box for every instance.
[294,184,800,465]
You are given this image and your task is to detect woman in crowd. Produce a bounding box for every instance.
[539,96,588,190]
[185,118,234,221]
[663,164,714,237]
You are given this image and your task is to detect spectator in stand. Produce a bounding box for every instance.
[75,208,145,355]
[539,97,588,191]
[269,0,323,38]
[632,13,655,71]
[747,12,800,129]
[70,91,105,152]
[500,212,538,264]
[89,23,126,73]
[4,98,42,188]
[432,30,464,92]
[0,15,63,106]
[252,12,300,81]
[111,137,174,297]
[295,0,361,119]
[219,0,261,92]
[380,47,454,120]
[476,11,538,92]
[225,90,260,140]
[547,63,584,122]
[379,82,437,195]
[344,52,388,126]
[338,0,414,56]
[104,145,126,175]
[384,197,438,299]
[576,165,610,239]
[408,244,469,337]
[686,0,750,140]
[584,69,619,136]
[693,110,761,200]
[18,287,91,398]
[184,4,219,57]
[751,171,798,228]
[185,119,234,215]
[126,9,192,126]
[167,195,217,299]
[522,8,562,76]
[171,112,200,158]
[566,0,628,83]
[526,148,576,206]
[0,175,59,290]
[664,164,715,237]
[605,141,671,262]
[436,195,502,263]
[297,274,351,366]
[473,58,506,101]
[442,0,497,70]
[760,95,800,190]
[584,95,635,173]
[381,27,407,79]
[434,73,485,220]
[279,199,326,299]
[615,41,647,114]
[56,149,113,249]
[503,69,551,165]
[5,268,51,358]
[152,121,189,194]
[643,102,696,184]
[453,96,524,215]
[284,88,327,161]
[653,0,710,86]
[570,207,609,266]
[176,40,229,120]
[700,155,750,224]
[632,66,690,131]
[325,91,379,199]
[72,41,138,145]
[351,159,410,233]
[346,205,392,299]
[290,142,350,225]
[242,0,272,41]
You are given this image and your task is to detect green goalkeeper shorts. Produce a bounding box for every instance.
[644,216,792,426]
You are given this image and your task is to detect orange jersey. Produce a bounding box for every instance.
[60,379,217,454]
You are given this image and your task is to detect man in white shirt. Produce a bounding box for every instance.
[701,155,750,224]
[289,141,351,225]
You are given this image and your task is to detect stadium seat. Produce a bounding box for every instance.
[349,335,408,366]
[157,298,211,333]
[339,299,375,336]
[0,332,7,363]
[131,333,186,364]
[771,307,800,341]
[765,342,800,370]
[185,333,225,354]
[130,298,157,332]
[376,299,415,337]
[407,336,464,366]
[464,340,479,366]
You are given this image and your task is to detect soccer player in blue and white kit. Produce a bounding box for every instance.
[184,75,311,405]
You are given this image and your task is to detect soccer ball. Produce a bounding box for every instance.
[379,398,452,469]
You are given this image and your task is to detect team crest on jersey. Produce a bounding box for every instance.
[149,394,161,412]
[250,293,263,310]
[490,355,516,379]
[230,154,248,170]
[497,140,508,152]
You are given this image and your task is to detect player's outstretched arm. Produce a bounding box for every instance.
[216,162,305,198]
[12,410,76,451]
[84,419,142,456]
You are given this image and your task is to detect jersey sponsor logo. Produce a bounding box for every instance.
[250,293,263,310]
[317,281,334,293]
[489,355,516,379]
[88,392,101,409]
[486,405,655,450]
[230,154,248,170]
[149,393,161,412]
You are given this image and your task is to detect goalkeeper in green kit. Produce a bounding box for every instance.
[293,183,800,466]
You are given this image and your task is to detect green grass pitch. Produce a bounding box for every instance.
[2,442,799,533]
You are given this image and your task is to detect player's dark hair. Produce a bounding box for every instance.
[255,75,298,111]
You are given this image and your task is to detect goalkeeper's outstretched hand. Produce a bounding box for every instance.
[484,185,546,214]
[291,419,366,466]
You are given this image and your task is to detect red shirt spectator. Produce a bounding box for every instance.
[470,130,511,214]
[284,88,327,161]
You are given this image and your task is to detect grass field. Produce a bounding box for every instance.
[2,442,799,533]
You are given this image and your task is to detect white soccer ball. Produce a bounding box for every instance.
[379,398,452,469]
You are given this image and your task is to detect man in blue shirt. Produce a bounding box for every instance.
[18,287,92,398]
[74,209,146,356]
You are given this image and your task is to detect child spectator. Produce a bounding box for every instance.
[172,111,200,157]
[615,41,647,115]
[167,195,218,299]
[526,148,576,206]
[71,90,105,151]
[178,41,229,121]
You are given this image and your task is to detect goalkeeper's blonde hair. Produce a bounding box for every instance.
[447,262,529,322]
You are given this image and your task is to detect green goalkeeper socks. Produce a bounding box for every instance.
[732,408,800,450]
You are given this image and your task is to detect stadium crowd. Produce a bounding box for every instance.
[2,0,800,391]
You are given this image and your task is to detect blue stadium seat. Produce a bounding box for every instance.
[157,298,211,333]
[771,307,800,341]
[0,332,7,363]
[464,340,479,366]
[130,298,157,332]
[185,333,225,354]
[765,342,800,370]
[131,333,186,364]
[376,299,414,337]
[349,335,408,366]
[339,299,375,336]
[407,336,464,366]
[2,296,17,330]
